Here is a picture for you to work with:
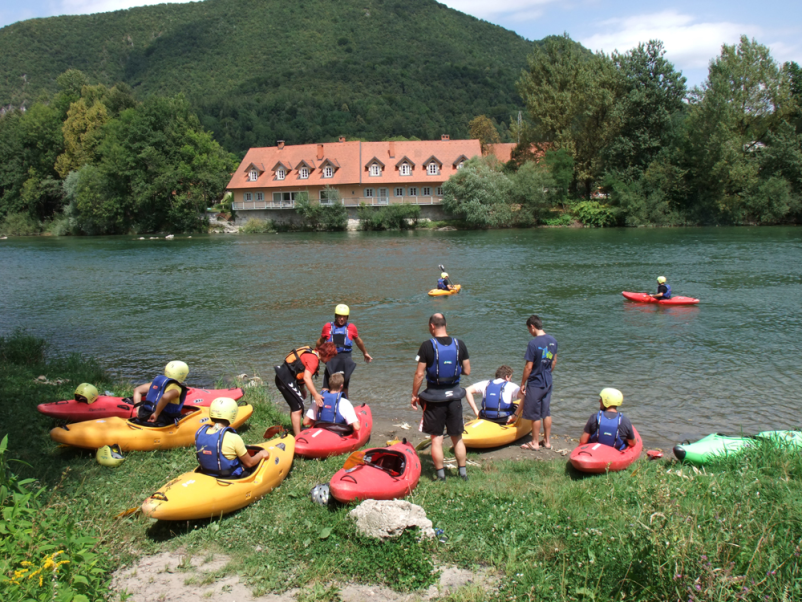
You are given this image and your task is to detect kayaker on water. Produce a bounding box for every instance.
[132,361,190,426]
[464,365,522,423]
[436,272,455,291]
[651,276,672,300]
[195,397,270,478]
[515,315,558,451]
[303,373,361,433]
[411,313,471,481]
[274,342,338,436]
[316,304,372,398]
[579,388,636,450]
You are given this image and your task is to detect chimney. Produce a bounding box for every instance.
[388,141,395,158]
[317,144,324,160]
[339,136,346,143]
[441,134,450,141]
[277,140,285,150]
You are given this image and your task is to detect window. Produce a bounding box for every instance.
[400,163,411,176]
[323,166,333,178]
[369,163,382,177]
[256,192,264,201]
[408,187,418,196]
[244,193,252,201]
[299,167,309,179]
[456,161,465,170]
[364,188,374,197]
[377,188,389,204]
[249,170,258,181]
[436,187,444,196]
[427,163,439,176]
[320,190,337,205]
[272,192,297,205]
[395,187,404,197]
[422,187,431,196]
[276,169,285,180]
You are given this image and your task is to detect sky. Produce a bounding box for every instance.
[0,0,799,87]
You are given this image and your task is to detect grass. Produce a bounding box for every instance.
[2,331,802,601]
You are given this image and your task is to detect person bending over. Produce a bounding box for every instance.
[303,373,361,433]
[196,397,269,478]
[132,361,190,426]
[274,342,337,436]
[464,365,521,424]
[579,388,636,450]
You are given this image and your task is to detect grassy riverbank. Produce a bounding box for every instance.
[2,332,801,601]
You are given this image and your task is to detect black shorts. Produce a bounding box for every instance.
[522,386,552,421]
[274,366,305,413]
[422,398,464,437]
[323,354,357,389]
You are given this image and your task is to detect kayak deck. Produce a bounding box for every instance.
[569,427,643,473]
[428,284,461,296]
[622,291,699,305]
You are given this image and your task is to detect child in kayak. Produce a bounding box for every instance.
[196,397,269,478]
[463,365,522,423]
[579,388,636,450]
[437,272,455,291]
[132,361,190,426]
[651,276,672,300]
[303,373,361,433]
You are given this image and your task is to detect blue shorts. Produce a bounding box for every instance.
[522,386,552,421]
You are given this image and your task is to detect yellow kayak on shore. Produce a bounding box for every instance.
[50,405,254,451]
[141,432,295,520]
[428,284,461,296]
[462,414,532,449]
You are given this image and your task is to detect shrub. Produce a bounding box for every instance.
[572,200,619,227]
[543,212,574,226]
[0,212,41,236]
[442,156,513,228]
[296,190,348,231]
[358,203,420,230]
[240,218,276,234]
[0,330,48,365]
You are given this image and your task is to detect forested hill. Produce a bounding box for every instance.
[0,0,535,154]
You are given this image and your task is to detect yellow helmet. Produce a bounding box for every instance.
[441,272,448,278]
[657,276,666,284]
[96,444,125,467]
[74,383,99,404]
[334,304,350,317]
[209,397,238,424]
[600,388,623,407]
[164,361,189,382]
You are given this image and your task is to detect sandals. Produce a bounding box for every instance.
[521,442,540,451]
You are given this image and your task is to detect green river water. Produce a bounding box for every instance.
[2,227,801,447]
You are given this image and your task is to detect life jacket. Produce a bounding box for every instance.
[195,424,244,478]
[318,391,347,424]
[141,375,187,418]
[327,322,353,354]
[284,346,319,381]
[437,278,449,290]
[662,284,672,299]
[481,380,514,419]
[590,410,627,450]
[426,338,461,386]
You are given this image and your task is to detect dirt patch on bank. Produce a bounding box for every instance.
[111,550,497,602]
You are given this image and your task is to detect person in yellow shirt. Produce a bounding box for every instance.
[195,397,270,478]
[132,361,190,426]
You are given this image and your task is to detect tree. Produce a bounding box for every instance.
[785,61,802,133]
[442,156,513,227]
[508,161,555,222]
[469,115,501,154]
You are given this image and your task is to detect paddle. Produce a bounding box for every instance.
[342,450,393,473]
[263,425,287,439]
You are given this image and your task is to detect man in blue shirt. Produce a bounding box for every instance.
[509,315,558,451]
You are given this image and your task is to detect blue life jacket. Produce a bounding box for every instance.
[141,375,187,418]
[426,338,462,386]
[328,321,353,354]
[481,380,514,419]
[318,391,347,424]
[590,411,627,450]
[195,424,244,478]
[437,278,448,290]
[662,284,672,299]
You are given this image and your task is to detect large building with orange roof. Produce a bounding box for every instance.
[227,136,505,214]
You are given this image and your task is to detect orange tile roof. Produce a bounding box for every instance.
[485,143,517,163]
[227,139,483,190]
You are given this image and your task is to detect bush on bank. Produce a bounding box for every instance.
[358,203,421,230]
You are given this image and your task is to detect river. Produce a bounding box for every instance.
[2,227,801,447]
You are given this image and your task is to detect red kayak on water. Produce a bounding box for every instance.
[569,427,643,473]
[622,292,700,305]
[329,439,421,503]
[37,388,245,422]
[295,405,373,459]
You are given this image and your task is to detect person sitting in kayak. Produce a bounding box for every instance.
[132,361,190,426]
[196,397,269,479]
[303,373,361,433]
[437,272,455,291]
[651,276,672,300]
[464,365,522,424]
[579,388,636,450]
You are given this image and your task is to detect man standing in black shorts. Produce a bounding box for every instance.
[411,313,471,481]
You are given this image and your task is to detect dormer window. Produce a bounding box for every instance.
[323,166,333,178]
[369,164,382,177]
[456,161,465,170]
[249,170,258,181]
[276,169,285,180]
[427,163,439,176]
[400,163,411,176]
[299,167,309,179]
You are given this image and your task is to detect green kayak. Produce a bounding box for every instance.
[673,431,802,465]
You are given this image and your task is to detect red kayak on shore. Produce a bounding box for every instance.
[37,387,245,422]
[622,292,699,305]
[329,439,421,503]
[295,404,373,459]
[569,427,643,473]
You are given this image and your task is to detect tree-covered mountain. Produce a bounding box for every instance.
[0,0,535,154]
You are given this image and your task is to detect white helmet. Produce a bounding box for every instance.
[310,483,331,506]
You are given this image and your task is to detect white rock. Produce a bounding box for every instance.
[349,499,435,540]
[165,234,174,239]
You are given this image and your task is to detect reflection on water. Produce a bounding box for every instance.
[2,227,801,447]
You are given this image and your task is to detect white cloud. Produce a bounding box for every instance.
[439,0,557,21]
[580,11,760,69]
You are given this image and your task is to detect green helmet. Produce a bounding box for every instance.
[600,388,623,407]
[74,383,99,404]
[164,361,189,382]
[209,397,238,424]
[96,444,125,467]
[657,276,667,284]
